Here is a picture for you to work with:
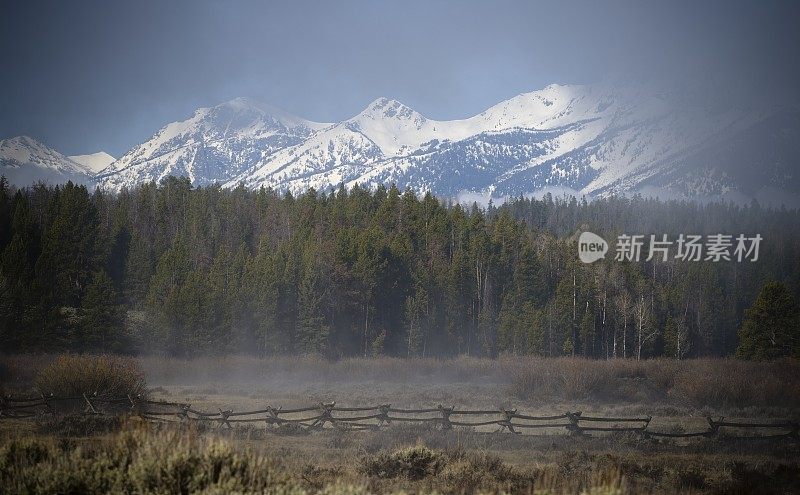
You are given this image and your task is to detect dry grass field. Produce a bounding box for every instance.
[1,355,799,494]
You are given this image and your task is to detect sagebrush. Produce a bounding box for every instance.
[34,354,147,399]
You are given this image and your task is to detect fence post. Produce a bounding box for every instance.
[378,404,391,426]
[498,408,517,434]
[265,406,280,428]
[178,404,191,423]
[83,393,99,415]
[313,402,336,429]
[437,405,453,430]
[705,416,721,438]
[40,393,54,416]
[640,415,653,438]
[566,411,583,435]
[218,408,232,429]
[789,421,799,439]
[127,394,142,417]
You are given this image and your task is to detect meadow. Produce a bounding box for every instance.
[1,355,799,494]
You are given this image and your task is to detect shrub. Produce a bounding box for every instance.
[0,424,294,494]
[669,358,800,408]
[439,450,533,493]
[35,415,123,437]
[508,356,800,408]
[362,445,445,480]
[34,354,147,400]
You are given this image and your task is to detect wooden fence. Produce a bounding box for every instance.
[2,394,798,440]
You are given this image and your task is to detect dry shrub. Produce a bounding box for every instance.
[639,359,682,391]
[0,423,295,494]
[34,354,147,399]
[506,357,620,401]
[439,450,536,494]
[670,358,800,408]
[362,443,630,494]
[35,414,123,437]
[559,359,614,400]
[508,356,800,408]
[3,425,627,495]
[10,422,793,494]
[362,444,445,480]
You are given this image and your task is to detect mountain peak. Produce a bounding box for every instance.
[220,96,281,115]
[69,151,116,174]
[212,96,331,130]
[97,96,331,190]
[368,96,399,107]
[4,135,47,149]
[1,135,62,162]
[1,135,92,185]
[359,97,420,121]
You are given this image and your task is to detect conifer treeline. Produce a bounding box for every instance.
[1,177,798,358]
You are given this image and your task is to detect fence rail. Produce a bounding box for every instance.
[1,394,798,440]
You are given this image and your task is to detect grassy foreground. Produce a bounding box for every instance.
[2,418,800,494]
[2,355,800,493]
[0,420,626,495]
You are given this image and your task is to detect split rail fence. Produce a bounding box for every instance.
[2,394,798,441]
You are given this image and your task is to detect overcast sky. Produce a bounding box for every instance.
[1,0,799,156]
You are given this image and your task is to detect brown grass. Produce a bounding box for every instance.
[505,357,800,408]
[33,354,147,400]
[2,420,799,494]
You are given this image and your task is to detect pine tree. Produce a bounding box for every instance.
[0,192,49,350]
[243,236,280,355]
[81,270,124,351]
[35,182,99,307]
[404,286,430,357]
[296,261,330,354]
[737,281,800,359]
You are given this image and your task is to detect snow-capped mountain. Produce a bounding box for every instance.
[95,97,330,190]
[69,151,116,174]
[0,136,93,186]
[220,84,797,202]
[8,84,800,204]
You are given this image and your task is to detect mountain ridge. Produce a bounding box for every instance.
[0,136,94,186]
[3,84,799,205]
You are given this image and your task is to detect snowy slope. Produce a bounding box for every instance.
[96,97,330,191]
[33,83,799,204]
[227,83,784,200]
[0,136,93,186]
[69,151,116,174]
